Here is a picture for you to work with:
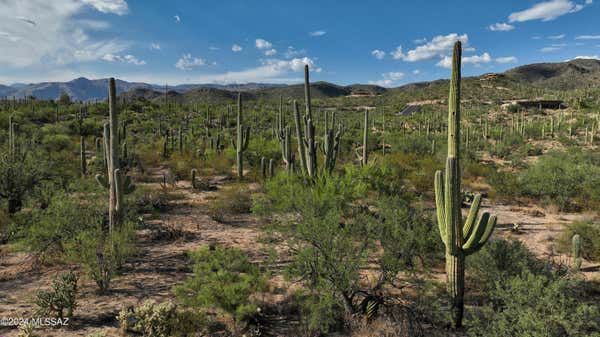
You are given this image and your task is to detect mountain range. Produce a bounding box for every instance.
[2,58,599,102]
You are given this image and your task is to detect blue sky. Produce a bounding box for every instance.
[1,0,599,86]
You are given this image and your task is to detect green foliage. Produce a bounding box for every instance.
[117,300,204,337]
[34,270,78,319]
[65,221,136,292]
[207,183,252,222]
[468,238,553,293]
[468,272,600,337]
[557,220,600,261]
[174,245,266,326]
[0,150,41,214]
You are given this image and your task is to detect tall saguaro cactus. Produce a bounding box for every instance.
[232,93,250,178]
[321,111,344,174]
[96,78,135,233]
[292,65,318,177]
[434,42,497,329]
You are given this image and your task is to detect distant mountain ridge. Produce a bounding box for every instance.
[2,58,599,101]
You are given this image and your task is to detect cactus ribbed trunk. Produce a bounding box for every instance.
[293,101,308,174]
[108,78,119,233]
[236,94,243,178]
[434,42,497,329]
[80,136,86,176]
[362,109,368,166]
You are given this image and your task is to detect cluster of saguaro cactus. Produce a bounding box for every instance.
[231,93,250,178]
[434,42,497,329]
[572,234,582,271]
[95,78,135,233]
[275,97,294,175]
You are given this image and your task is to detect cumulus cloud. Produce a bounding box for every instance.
[255,38,273,50]
[496,56,518,63]
[569,55,600,60]
[174,15,181,23]
[102,53,145,65]
[369,71,405,87]
[371,49,385,60]
[0,0,131,68]
[437,52,492,68]
[150,43,161,50]
[412,69,421,75]
[232,44,243,52]
[309,30,326,37]
[575,35,600,39]
[264,48,277,56]
[175,53,206,70]
[488,23,515,31]
[393,33,469,62]
[81,0,128,15]
[185,57,319,84]
[508,0,591,22]
[284,46,305,58]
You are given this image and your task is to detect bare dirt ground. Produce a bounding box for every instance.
[0,167,598,336]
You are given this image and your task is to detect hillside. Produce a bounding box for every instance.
[504,58,600,90]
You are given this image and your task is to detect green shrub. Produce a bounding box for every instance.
[174,245,266,330]
[34,270,78,319]
[65,222,136,293]
[208,184,252,222]
[468,238,553,293]
[557,220,600,261]
[467,272,600,337]
[117,300,204,337]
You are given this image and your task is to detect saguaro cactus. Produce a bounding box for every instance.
[96,78,135,233]
[321,111,344,174]
[434,42,497,329]
[356,109,369,166]
[572,234,582,271]
[231,93,250,178]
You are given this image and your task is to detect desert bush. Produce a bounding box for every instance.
[174,245,266,333]
[468,238,553,293]
[467,272,600,337]
[117,300,204,337]
[557,220,600,261]
[65,221,136,293]
[34,270,78,319]
[0,150,42,214]
[208,184,252,222]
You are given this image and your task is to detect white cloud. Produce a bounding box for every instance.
[368,71,405,87]
[150,43,161,50]
[174,15,181,23]
[208,46,220,51]
[309,30,326,37]
[548,34,566,39]
[569,55,600,60]
[394,33,469,62]
[437,52,492,68]
[175,53,206,70]
[81,0,128,15]
[488,23,515,31]
[541,46,562,52]
[371,49,385,60]
[102,53,145,65]
[508,0,591,22]
[255,38,273,50]
[413,38,427,44]
[232,44,243,52]
[264,48,277,56]
[184,57,319,84]
[496,56,518,63]
[575,35,600,39]
[284,46,305,58]
[0,0,129,68]
[78,19,110,30]
[412,69,421,75]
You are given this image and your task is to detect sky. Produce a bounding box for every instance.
[0,0,599,86]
